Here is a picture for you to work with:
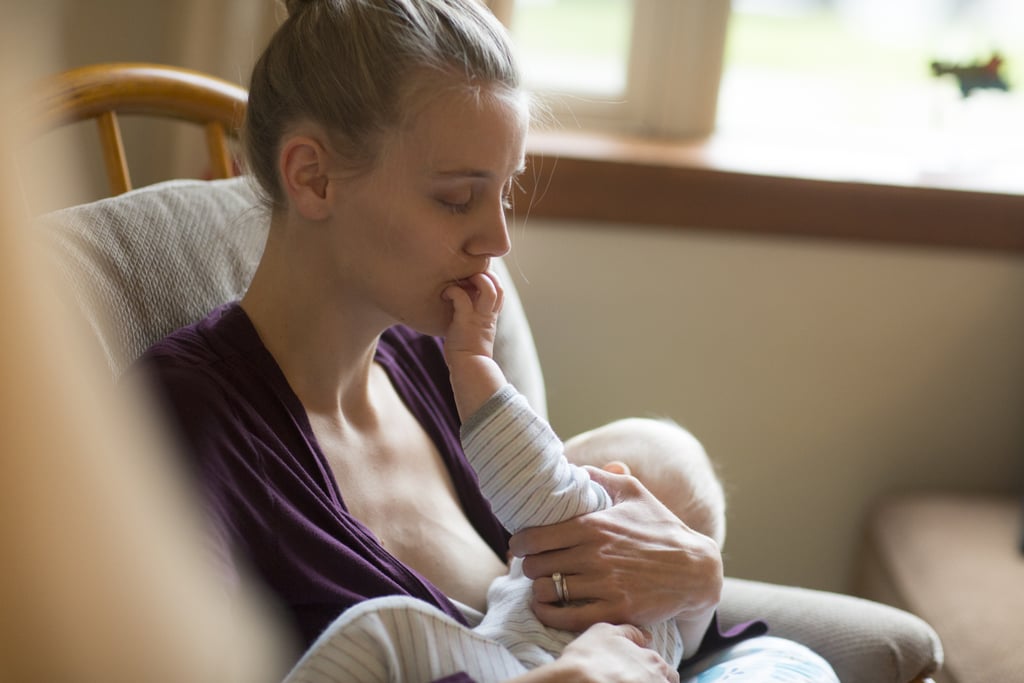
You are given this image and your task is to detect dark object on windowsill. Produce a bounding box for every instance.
[931,52,1010,98]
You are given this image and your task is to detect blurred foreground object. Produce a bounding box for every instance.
[0,34,288,683]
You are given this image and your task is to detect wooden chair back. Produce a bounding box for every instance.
[31,62,247,196]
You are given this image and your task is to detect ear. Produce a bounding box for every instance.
[278,134,333,221]
[602,460,631,476]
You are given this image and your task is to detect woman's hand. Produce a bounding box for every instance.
[508,466,723,633]
[538,623,680,683]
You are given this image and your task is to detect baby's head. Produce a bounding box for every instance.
[564,418,726,548]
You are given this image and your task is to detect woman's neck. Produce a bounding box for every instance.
[241,219,389,419]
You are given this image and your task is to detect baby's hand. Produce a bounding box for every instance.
[442,270,504,364]
[442,270,508,421]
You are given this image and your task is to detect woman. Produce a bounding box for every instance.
[138,1,834,680]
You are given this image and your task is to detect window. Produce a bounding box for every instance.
[718,0,1024,189]
[510,0,633,98]
[500,0,732,138]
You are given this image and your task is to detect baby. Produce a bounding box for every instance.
[283,270,725,683]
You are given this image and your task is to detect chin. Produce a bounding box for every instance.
[395,301,453,338]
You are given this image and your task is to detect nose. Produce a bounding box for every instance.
[466,198,511,258]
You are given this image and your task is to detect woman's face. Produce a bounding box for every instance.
[325,85,528,337]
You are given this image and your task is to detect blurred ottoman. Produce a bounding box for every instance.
[858,494,1024,683]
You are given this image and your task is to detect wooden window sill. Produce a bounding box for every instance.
[519,129,1024,253]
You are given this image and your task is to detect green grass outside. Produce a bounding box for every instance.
[725,10,1022,89]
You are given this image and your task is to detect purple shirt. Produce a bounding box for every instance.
[137,303,764,679]
[137,303,508,649]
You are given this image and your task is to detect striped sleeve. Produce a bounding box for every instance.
[460,385,611,533]
[283,595,529,683]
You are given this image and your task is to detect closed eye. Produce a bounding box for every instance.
[439,199,472,214]
[435,176,520,214]
[444,194,511,214]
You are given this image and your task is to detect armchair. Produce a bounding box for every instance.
[30,63,943,683]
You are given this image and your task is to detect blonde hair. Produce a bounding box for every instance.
[244,0,521,208]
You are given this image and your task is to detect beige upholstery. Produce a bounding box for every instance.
[35,176,942,683]
[37,178,263,377]
[720,578,942,683]
[859,494,1022,683]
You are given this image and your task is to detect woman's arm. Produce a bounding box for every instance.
[510,467,723,649]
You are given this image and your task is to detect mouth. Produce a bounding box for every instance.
[444,259,490,300]
[446,266,488,301]
[449,277,480,299]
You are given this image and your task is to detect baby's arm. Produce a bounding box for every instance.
[444,274,683,664]
[443,270,610,533]
[461,386,610,533]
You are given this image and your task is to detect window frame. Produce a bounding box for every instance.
[492,0,732,139]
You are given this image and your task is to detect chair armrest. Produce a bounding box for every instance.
[718,577,942,683]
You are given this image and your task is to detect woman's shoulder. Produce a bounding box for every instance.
[133,303,300,462]
[133,301,275,414]
[140,302,247,368]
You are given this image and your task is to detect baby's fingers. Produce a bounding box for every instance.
[471,270,504,315]
[443,283,473,313]
[482,269,505,315]
[452,273,497,316]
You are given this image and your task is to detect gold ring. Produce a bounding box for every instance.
[559,572,570,603]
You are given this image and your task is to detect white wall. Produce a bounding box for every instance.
[506,219,1024,593]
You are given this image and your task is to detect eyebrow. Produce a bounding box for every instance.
[433,163,528,181]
